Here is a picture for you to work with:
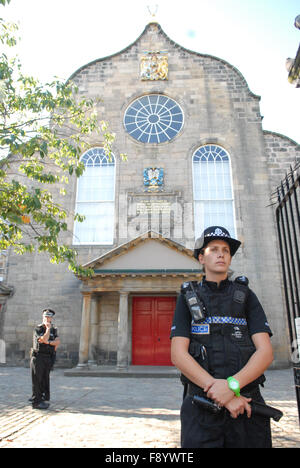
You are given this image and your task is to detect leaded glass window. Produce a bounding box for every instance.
[123,94,184,143]
[193,145,236,238]
[73,148,115,244]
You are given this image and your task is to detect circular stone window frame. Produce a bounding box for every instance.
[123,94,185,144]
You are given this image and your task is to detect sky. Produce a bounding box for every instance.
[2,0,300,143]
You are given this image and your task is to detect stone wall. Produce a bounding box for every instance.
[264,131,300,188]
[2,23,299,368]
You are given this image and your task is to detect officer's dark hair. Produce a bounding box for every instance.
[197,249,205,272]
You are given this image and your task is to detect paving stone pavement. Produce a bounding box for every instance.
[0,366,299,448]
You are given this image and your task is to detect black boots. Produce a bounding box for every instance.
[32,401,50,410]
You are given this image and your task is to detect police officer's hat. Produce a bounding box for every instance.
[194,226,241,259]
[42,308,55,318]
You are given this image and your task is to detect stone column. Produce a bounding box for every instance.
[88,295,99,366]
[117,291,129,369]
[77,292,92,367]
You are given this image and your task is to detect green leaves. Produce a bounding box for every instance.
[0,12,124,276]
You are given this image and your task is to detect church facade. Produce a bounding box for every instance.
[1,22,299,369]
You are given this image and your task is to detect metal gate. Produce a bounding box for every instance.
[272,161,300,423]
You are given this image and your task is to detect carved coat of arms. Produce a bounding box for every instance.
[143,167,164,191]
[140,52,168,81]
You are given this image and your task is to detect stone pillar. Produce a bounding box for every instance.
[88,296,99,366]
[77,292,92,367]
[117,291,129,369]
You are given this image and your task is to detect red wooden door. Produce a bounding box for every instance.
[132,296,176,366]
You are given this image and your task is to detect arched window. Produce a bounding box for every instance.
[73,148,115,244]
[192,145,236,239]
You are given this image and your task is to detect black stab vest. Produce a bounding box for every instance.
[33,325,57,355]
[182,280,265,389]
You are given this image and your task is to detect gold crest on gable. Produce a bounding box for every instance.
[140,52,168,81]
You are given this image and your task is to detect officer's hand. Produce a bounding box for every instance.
[225,396,252,419]
[205,379,234,406]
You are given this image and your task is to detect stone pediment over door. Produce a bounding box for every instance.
[83,231,202,277]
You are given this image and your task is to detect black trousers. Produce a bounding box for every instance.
[30,353,52,405]
[181,392,272,448]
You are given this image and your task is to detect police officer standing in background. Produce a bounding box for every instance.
[170,226,274,448]
[30,309,60,409]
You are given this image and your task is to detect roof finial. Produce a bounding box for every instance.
[147,4,159,23]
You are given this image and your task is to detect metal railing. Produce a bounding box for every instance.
[271,161,300,423]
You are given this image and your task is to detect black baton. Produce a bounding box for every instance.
[192,394,283,421]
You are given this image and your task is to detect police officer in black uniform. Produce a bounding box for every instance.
[170,226,274,448]
[30,309,60,409]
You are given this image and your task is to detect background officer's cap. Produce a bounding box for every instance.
[42,309,55,318]
[194,226,241,259]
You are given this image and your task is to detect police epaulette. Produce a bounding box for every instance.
[233,276,249,304]
[234,276,249,286]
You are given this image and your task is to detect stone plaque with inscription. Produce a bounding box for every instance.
[126,191,184,241]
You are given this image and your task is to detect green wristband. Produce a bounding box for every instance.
[227,377,240,397]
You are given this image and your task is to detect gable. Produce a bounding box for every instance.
[69,22,257,99]
[96,239,199,271]
[84,231,201,275]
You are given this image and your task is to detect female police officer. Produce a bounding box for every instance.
[170,226,274,448]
